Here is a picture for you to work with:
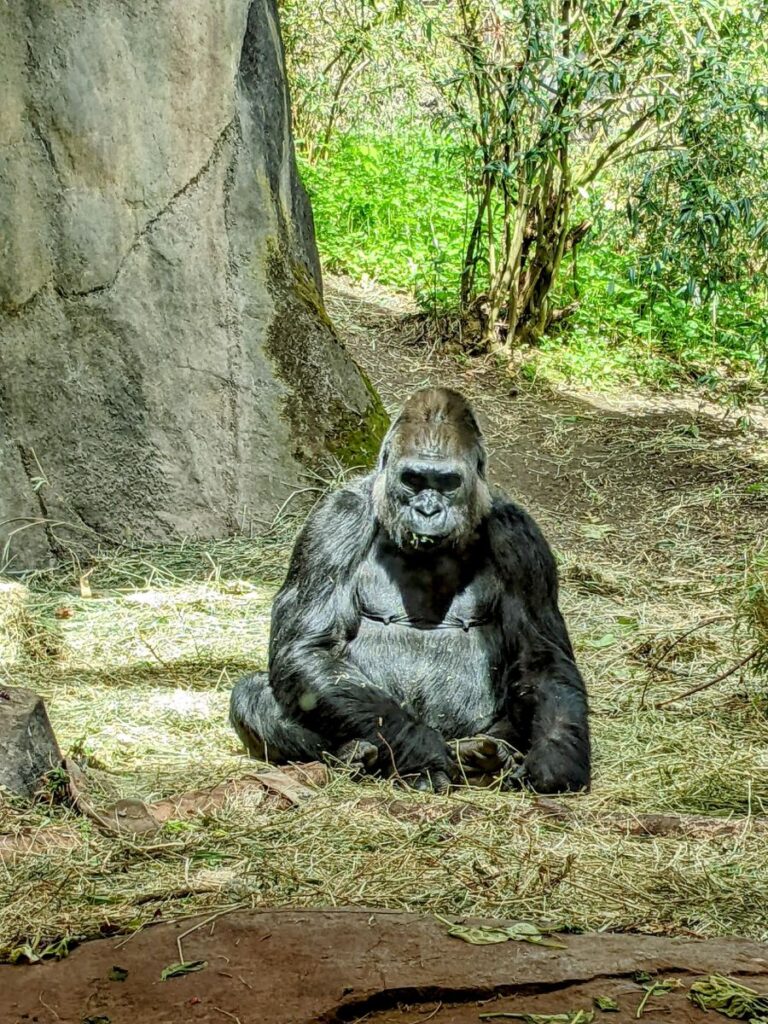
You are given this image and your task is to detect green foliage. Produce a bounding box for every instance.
[280,0,427,161]
[303,130,768,389]
[623,5,768,299]
[299,132,466,308]
[537,246,768,389]
[413,0,768,350]
[282,0,768,390]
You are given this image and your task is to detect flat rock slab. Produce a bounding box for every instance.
[0,686,61,797]
[3,909,768,1024]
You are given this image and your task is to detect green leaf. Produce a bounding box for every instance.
[160,959,208,981]
[689,975,768,1019]
[446,921,566,949]
[594,996,620,1012]
[588,633,617,649]
[446,924,514,944]
[636,978,678,1017]
[580,524,614,541]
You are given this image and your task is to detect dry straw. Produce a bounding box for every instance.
[0,278,766,959]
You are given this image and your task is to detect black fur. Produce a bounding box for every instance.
[230,389,590,793]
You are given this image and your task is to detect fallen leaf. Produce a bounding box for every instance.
[160,959,208,981]
[594,996,619,1012]
[689,975,768,1020]
[447,925,513,944]
[588,633,617,649]
[636,979,678,1018]
[446,920,566,949]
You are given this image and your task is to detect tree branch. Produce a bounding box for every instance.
[577,109,656,187]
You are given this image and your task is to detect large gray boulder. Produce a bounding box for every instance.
[0,0,385,570]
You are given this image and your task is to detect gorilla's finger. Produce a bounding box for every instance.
[498,762,527,791]
[430,770,452,794]
[360,741,380,768]
[455,735,517,773]
[455,736,490,762]
[476,736,499,757]
[398,769,452,793]
[334,739,379,775]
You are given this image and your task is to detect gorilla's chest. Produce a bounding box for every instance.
[346,543,503,736]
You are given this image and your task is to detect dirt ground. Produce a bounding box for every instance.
[327,275,768,559]
[4,909,768,1024]
[1,275,767,972]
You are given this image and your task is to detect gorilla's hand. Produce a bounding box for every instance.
[382,718,456,790]
[453,735,522,776]
[509,740,590,794]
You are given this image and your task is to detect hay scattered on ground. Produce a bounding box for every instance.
[1,277,767,958]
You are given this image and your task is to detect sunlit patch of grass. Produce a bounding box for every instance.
[2,514,767,956]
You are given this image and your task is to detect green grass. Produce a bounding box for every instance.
[300,130,466,309]
[537,247,768,393]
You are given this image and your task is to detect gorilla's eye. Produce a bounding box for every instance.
[439,472,463,494]
[400,468,463,494]
[400,469,426,492]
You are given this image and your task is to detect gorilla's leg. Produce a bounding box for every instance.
[230,673,326,763]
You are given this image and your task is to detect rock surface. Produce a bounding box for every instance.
[0,0,384,570]
[2,909,768,1023]
[0,686,62,797]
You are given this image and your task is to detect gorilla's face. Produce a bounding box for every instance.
[373,388,491,554]
[388,456,472,550]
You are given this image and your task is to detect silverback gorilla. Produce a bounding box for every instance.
[230,388,590,793]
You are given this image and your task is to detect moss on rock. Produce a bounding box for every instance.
[327,370,389,469]
[264,247,387,471]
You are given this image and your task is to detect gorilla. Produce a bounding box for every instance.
[230,388,590,793]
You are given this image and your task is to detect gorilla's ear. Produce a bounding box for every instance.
[477,439,488,479]
[465,408,483,437]
[376,419,398,472]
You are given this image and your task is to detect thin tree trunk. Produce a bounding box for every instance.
[461,189,489,307]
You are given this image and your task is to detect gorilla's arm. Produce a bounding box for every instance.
[489,501,591,793]
[267,483,453,782]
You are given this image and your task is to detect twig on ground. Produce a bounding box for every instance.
[640,615,728,707]
[654,648,759,709]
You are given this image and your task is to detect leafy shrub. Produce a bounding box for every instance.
[302,131,768,390]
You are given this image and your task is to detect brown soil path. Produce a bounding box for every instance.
[326,276,767,560]
[4,909,768,1024]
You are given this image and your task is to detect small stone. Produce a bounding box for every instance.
[0,686,62,798]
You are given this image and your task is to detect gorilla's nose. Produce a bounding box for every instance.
[414,493,441,517]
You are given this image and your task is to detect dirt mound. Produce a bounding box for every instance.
[4,909,767,1024]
